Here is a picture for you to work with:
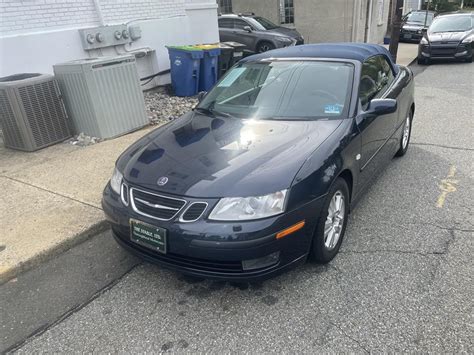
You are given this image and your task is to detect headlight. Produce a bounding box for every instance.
[110,167,123,195]
[208,190,287,221]
[276,37,293,43]
[461,35,473,44]
[420,37,429,45]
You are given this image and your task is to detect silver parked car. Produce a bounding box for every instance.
[218,13,304,54]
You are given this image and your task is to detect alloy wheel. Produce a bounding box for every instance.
[323,191,345,250]
[402,115,411,149]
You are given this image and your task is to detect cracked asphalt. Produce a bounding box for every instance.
[6,61,474,353]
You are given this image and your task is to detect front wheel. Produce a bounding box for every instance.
[395,111,413,157]
[257,41,275,53]
[310,178,349,263]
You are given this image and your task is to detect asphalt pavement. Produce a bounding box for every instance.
[3,61,473,353]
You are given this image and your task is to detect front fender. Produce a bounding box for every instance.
[287,118,360,211]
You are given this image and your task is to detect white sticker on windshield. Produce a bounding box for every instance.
[217,67,246,87]
[324,104,344,115]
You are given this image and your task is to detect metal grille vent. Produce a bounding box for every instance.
[0,73,71,151]
[180,202,208,222]
[130,188,187,221]
[18,81,70,148]
[0,89,25,149]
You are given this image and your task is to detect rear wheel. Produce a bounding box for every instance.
[395,110,413,157]
[257,41,275,53]
[310,178,349,263]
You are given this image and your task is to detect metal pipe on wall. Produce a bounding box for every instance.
[364,0,374,43]
[351,0,362,42]
[93,0,105,26]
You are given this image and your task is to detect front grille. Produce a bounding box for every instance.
[180,202,207,222]
[130,188,186,221]
[431,41,459,45]
[430,45,457,57]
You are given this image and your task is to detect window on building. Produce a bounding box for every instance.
[220,0,233,14]
[280,0,294,24]
[377,0,385,25]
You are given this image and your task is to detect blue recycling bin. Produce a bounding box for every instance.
[166,46,204,97]
[196,46,221,92]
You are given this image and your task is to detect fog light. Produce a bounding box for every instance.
[242,251,280,271]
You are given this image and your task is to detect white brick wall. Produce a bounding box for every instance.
[0,0,100,36]
[96,0,186,24]
[0,0,189,37]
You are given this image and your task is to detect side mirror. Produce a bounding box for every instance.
[243,26,252,33]
[197,91,207,103]
[366,99,397,115]
[421,28,428,34]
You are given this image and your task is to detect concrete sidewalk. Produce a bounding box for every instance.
[383,42,419,66]
[0,126,154,284]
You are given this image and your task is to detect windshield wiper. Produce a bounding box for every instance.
[194,101,234,119]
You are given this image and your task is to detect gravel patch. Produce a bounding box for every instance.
[144,91,198,125]
[66,132,102,147]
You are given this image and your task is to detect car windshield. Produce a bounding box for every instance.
[430,16,473,33]
[252,16,279,30]
[197,61,354,120]
[406,12,434,25]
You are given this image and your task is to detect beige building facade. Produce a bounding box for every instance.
[217,0,392,44]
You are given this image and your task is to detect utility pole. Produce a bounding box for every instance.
[388,0,404,63]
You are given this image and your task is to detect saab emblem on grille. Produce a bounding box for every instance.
[157,176,169,186]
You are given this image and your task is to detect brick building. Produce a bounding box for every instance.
[0,0,219,88]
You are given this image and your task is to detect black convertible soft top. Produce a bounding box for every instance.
[240,43,399,74]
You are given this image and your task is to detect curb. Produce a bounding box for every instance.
[0,220,110,285]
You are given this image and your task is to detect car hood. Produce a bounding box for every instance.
[269,27,302,39]
[428,30,471,42]
[117,112,343,198]
[403,22,427,29]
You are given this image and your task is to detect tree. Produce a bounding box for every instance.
[425,0,462,12]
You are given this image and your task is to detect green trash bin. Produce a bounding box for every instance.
[217,43,235,79]
[223,41,246,65]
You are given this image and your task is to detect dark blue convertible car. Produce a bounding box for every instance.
[102,43,415,281]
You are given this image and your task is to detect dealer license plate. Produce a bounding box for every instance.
[130,219,167,254]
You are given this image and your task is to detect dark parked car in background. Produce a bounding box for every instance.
[102,44,415,281]
[418,12,473,64]
[218,13,304,53]
[400,10,437,42]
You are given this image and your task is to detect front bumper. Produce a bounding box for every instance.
[400,30,423,42]
[419,42,473,60]
[102,183,324,281]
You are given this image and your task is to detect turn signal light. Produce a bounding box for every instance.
[276,220,305,239]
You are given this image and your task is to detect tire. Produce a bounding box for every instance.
[257,41,275,53]
[395,110,413,157]
[417,57,429,65]
[466,56,473,63]
[310,178,350,263]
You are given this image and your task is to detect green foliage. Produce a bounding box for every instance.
[426,0,462,12]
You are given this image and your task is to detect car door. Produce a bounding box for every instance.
[231,19,258,52]
[356,55,397,183]
[218,18,235,42]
